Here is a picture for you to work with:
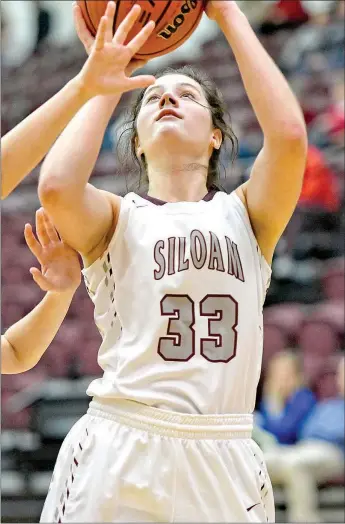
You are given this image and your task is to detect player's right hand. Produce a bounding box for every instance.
[73,1,156,99]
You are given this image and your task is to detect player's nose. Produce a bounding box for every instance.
[159,92,179,108]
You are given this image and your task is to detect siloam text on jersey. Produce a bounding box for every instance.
[153,229,245,281]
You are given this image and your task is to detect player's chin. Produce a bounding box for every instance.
[153,124,186,141]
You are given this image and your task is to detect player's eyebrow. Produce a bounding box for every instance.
[144,82,202,99]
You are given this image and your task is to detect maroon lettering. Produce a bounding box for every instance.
[154,240,165,280]
[208,232,225,272]
[190,230,207,270]
[226,237,245,282]
[167,237,176,276]
[178,237,189,272]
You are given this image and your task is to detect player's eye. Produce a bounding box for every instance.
[146,94,160,103]
[181,92,196,99]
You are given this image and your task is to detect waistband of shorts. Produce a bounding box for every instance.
[87,397,253,439]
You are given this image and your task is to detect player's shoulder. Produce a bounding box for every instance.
[210,187,243,209]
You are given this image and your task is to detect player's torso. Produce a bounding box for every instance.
[83,191,271,414]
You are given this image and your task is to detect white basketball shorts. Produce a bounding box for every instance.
[40,398,275,523]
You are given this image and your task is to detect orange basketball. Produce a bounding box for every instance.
[77,0,205,59]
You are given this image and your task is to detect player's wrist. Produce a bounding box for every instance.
[214,3,247,32]
[72,73,122,106]
[46,286,79,300]
[70,74,96,104]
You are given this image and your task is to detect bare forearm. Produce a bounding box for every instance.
[218,5,306,141]
[2,290,75,374]
[1,78,90,199]
[39,95,121,200]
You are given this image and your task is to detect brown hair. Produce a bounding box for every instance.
[117,65,238,192]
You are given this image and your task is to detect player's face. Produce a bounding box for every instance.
[136,74,220,164]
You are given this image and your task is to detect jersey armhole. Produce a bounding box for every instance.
[105,196,132,253]
[228,191,272,302]
[230,192,272,275]
[81,196,132,278]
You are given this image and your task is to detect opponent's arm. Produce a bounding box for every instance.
[38,2,155,259]
[2,292,76,374]
[207,1,308,264]
[2,209,80,374]
[1,79,91,199]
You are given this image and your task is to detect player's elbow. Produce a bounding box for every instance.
[286,121,307,144]
[1,337,37,374]
[278,120,308,147]
[266,120,308,159]
[38,171,68,208]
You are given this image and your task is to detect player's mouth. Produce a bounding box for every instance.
[156,109,182,121]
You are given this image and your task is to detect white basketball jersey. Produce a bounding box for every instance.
[82,190,271,415]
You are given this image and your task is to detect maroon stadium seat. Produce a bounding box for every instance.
[264,303,305,345]
[77,340,102,377]
[263,324,287,364]
[1,391,31,430]
[321,257,345,301]
[299,321,339,356]
[310,300,344,335]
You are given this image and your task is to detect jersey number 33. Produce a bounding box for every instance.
[158,293,238,363]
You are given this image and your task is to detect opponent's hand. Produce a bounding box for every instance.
[24,208,81,294]
[73,1,156,99]
[205,1,238,23]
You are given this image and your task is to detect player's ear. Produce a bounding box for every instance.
[135,136,143,159]
[212,128,222,151]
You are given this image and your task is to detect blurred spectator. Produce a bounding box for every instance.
[259,0,309,35]
[2,0,39,67]
[264,355,345,522]
[280,0,342,73]
[33,1,51,55]
[298,145,341,212]
[309,74,345,147]
[41,0,76,48]
[2,0,75,68]
[257,350,316,445]
[283,144,341,253]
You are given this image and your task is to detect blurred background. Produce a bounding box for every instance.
[1,0,344,522]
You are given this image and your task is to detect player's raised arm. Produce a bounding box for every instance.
[1,1,154,200]
[38,2,155,261]
[206,1,308,264]
[2,209,81,374]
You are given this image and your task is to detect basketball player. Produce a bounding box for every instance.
[38,1,307,521]
[1,4,154,373]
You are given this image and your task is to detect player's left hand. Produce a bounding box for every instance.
[24,208,81,294]
[205,1,238,23]
[74,1,149,78]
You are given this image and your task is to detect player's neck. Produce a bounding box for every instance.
[147,161,208,203]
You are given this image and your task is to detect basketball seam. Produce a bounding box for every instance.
[83,0,97,35]
[112,0,120,36]
[135,6,203,58]
[155,0,173,27]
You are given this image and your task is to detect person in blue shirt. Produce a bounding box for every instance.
[258,350,316,444]
[264,354,345,522]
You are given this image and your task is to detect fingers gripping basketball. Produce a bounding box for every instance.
[77,0,205,59]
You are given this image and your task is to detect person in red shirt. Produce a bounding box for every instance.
[260,0,309,34]
[299,145,340,212]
